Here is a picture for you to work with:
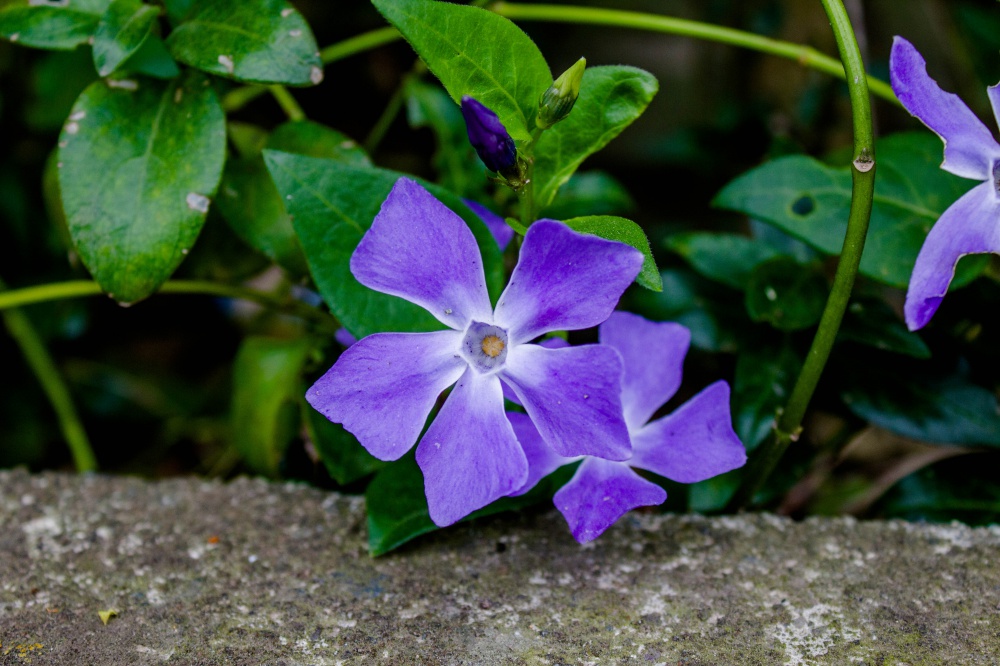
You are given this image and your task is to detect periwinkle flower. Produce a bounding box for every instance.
[460,95,518,175]
[890,36,1000,330]
[510,311,747,543]
[306,178,644,527]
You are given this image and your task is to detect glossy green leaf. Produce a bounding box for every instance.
[166,0,322,85]
[231,336,312,476]
[217,121,367,276]
[533,66,658,209]
[842,369,1000,447]
[263,151,505,338]
[0,0,110,50]
[59,71,226,304]
[732,340,800,450]
[838,296,930,359]
[563,215,661,291]
[119,33,181,79]
[744,257,827,331]
[372,0,550,142]
[714,132,989,288]
[92,0,158,77]
[666,232,782,290]
[302,401,384,486]
[542,170,635,220]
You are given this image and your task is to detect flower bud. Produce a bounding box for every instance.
[460,96,517,174]
[537,57,586,129]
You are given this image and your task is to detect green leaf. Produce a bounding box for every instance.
[541,170,635,220]
[231,336,312,476]
[161,0,193,24]
[744,257,827,331]
[92,0,159,77]
[842,369,1000,447]
[217,121,368,276]
[733,340,800,450]
[714,132,989,288]
[302,400,384,486]
[879,453,1000,525]
[0,0,110,50]
[119,33,181,79]
[25,48,99,132]
[372,0,550,142]
[563,215,661,291]
[533,66,658,209]
[838,296,930,359]
[666,232,782,290]
[59,71,226,304]
[263,151,505,338]
[165,0,322,85]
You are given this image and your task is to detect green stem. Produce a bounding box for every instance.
[725,0,876,512]
[364,82,407,154]
[490,2,899,106]
[0,279,97,472]
[0,280,339,333]
[268,85,307,122]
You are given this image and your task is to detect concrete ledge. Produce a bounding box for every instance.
[1,469,997,664]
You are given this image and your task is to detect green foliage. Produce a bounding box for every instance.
[92,0,159,77]
[838,297,930,359]
[166,0,322,85]
[563,215,661,291]
[0,0,111,51]
[714,132,988,288]
[541,171,634,220]
[59,71,226,304]
[304,404,384,486]
[744,257,827,331]
[666,232,781,291]
[372,0,551,142]
[733,341,800,450]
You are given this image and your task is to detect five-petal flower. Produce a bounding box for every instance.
[890,36,1000,330]
[306,177,644,527]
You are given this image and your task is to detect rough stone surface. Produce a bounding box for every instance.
[0,470,998,665]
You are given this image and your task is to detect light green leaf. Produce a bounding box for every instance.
[744,257,828,331]
[263,151,505,338]
[92,0,158,77]
[714,132,989,288]
[666,232,782,290]
[541,170,635,220]
[59,71,226,304]
[563,215,661,291]
[166,0,322,85]
[533,66,658,209]
[231,336,312,476]
[372,0,550,142]
[0,0,111,50]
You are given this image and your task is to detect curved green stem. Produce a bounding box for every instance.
[490,2,899,106]
[268,85,307,122]
[725,0,876,512]
[1,279,97,472]
[0,280,339,333]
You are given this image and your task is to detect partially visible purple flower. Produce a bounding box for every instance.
[511,311,747,543]
[463,198,514,251]
[307,178,643,527]
[334,328,357,348]
[460,96,518,174]
[890,36,1000,330]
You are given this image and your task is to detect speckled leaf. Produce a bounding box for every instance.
[263,150,505,339]
[0,0,111,50]
[372,0,550,142]
[92,0,159,77]
[714,132,989,288]
[533,66,658,209]
[231,337,313,476]
[59,72,226,304]
[744,257,828,331]
[166,0,322,85]
[563,215,661,291]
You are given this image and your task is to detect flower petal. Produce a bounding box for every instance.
[464,199,514,251]
[905,181,1000,330]
[599,311,691,431]
[500,337,570,405]
[493,220,644,344]
[350,178,493,329]
[416,369,527,526]
[507,411,576,496]
[629,381,746,483]
[554,457,666,544]
[890,36,1000,180]
[988,83,1000,132]
[306,331,465,461]
[500,343,631,461]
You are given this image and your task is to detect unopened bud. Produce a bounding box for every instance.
[537,57,586,129]
[460,96,517,174]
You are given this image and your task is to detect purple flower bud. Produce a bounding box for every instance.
[460,96,517,174]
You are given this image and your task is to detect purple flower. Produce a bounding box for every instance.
[511,311,747,543]
[306,178,644,527]
[463,198,514,251]
[890,36,1000,330]
[460,96,518,174]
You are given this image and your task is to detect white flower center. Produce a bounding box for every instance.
[460,322,508,374]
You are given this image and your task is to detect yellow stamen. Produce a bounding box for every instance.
[481,335,505,358]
